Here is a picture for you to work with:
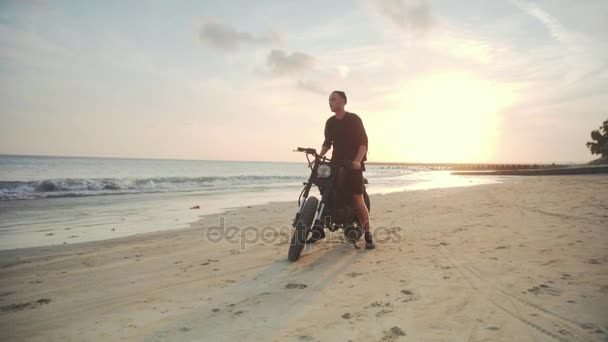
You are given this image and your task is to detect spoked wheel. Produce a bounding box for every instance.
[288,197,319,262]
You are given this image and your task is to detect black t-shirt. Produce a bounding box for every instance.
[322,112,368,170]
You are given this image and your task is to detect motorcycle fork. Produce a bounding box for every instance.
[313,193,328,229]
[292,172,316,227]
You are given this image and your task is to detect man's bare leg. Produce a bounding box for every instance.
[353,194,374,249]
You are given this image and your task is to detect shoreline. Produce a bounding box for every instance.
[1,175,606,341]
[452,165,608,176]
[0,179,505,261]
[0,172,502,253]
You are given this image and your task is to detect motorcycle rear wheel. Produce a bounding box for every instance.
[288,196,319,262]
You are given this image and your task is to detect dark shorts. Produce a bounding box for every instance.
[337,168,364,196]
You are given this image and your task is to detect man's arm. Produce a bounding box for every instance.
[320,118,332,157]
[352,115,368,170]
[352,145,367,170]
[319,144,330,157]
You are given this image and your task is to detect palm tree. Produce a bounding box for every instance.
[586,118,608,159]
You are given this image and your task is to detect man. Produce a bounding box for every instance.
[307,90,375,249]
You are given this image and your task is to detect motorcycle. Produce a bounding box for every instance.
[288,147,371,261]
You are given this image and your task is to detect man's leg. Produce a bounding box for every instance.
[352,194,370,232]
[352,194,375,249]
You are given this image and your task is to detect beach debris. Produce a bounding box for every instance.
[190,205,200,209]
[285,283,307,289]
[341,312,352,319]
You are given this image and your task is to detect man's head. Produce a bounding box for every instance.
[329,90,347,113]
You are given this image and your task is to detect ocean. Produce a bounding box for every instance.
[0,155,501,250]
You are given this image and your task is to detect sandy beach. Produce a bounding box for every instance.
[0,175,607,341]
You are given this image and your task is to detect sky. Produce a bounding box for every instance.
[0,0,607,163]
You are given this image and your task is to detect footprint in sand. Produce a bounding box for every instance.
[400,289,418,302]
[526,284,561,296]
[346,272,363,278]
[579,323,607,336]
[1,298,51,312]
[367,301,391,308]
[381,326,406,341]
[0,291,15,299]
[376,309,393,317]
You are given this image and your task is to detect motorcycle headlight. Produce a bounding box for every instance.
[317,164,331,178]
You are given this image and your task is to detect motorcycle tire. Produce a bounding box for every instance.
[288,196,319,262]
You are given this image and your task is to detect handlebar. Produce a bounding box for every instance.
[294,147,354,168]
[294,147,317,154]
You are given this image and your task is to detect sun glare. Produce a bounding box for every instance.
[372,73,516,163]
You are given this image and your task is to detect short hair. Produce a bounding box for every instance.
[331,90,347,104]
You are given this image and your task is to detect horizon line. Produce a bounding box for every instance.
[0,153,592,166]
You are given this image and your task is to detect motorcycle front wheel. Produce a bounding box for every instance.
[288,196,318,262]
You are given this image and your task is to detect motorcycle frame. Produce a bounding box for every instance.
[292,148,364,230]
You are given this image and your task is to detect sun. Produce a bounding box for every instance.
[371,73,516,163]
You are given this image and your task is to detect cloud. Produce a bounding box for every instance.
[264,49,314,76]
[510,0,573,44]
[372,0,435,33]
[296,79,326,95]
[198,22,280,51]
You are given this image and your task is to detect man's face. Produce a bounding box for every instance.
[328,92,344,113]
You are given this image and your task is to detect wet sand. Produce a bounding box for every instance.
[0,175,607,341]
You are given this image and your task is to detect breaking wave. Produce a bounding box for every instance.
[0,175,302,201]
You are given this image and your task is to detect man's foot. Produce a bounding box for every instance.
[306,227,325,244]
[364,231,375,249]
